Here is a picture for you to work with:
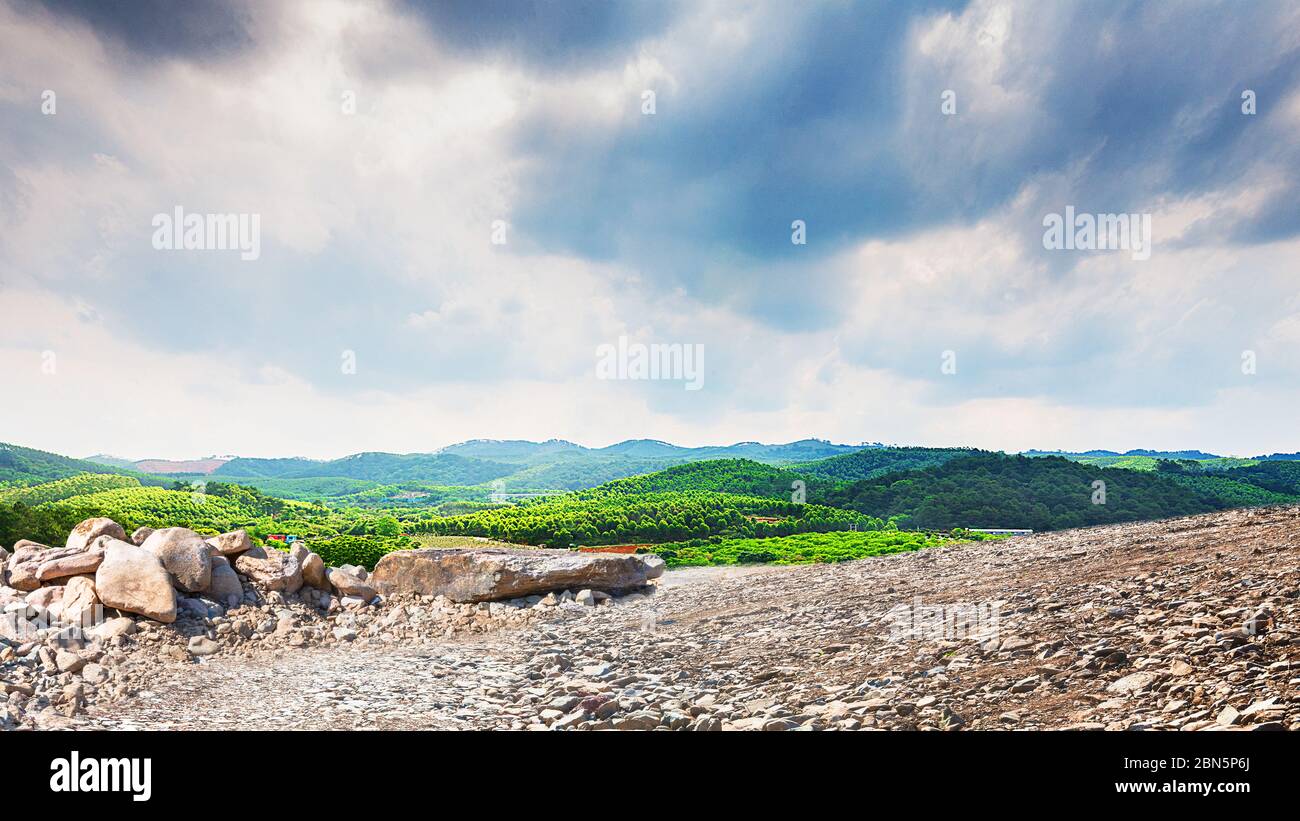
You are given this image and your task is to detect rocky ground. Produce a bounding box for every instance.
[8,505,1300,730]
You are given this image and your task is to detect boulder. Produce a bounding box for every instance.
[339,564,368,581]
[94,540,176,623]
[206,556,244,608]
[0,611,39,643]
[640,555,666,580]
[205,530,254,557]
[141,528,213,593]
[326,568,376,601]
[87,616,137,640]
[35,539,107,582]
[234,550,302,594]
[7,540,56,591]
[0,585,23,608]
[301,552,327,589]
[60,576,100,627]
[25,586,64,621]
[371,548,653,603]
[129,527,155,546]
[66,518,126,551]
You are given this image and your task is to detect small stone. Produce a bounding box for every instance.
[55,649,86,673]
[187,636,220,657]
[1106,672,1158,695]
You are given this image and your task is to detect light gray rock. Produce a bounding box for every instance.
[206,555,244,608]
[205,530,254,557]
[66,518,126,552]
[94,540,176,623]
[141,528,213,593]
[0,611,40,642]
[301,552,327,589]
[235,550,303,594]
[371,548,653,603]
[338,564,368,581]
[187,636,220,656]
[1106,671,1160,695]
[24,586,64,621]
[55,649,85,673]
[59,576,100,627]
[327,568,376,601]
[81,663,109,685]
[7,540,57,591]
[35,540,107,583]
[640,555,666,580]
[129,527,155,546]
[87,616,137,640]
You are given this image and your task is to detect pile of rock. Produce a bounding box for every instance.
[0,518,377,627]
[1,519,664,729]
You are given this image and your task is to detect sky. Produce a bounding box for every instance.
[2,0,1299,460]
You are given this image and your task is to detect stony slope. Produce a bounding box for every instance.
[16,506,1300,730]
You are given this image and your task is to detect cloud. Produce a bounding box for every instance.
[26,0,263,61]
[2,0,1300,457]
[397,0,681,72]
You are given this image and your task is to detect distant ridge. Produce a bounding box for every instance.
[1022,448,1223,460]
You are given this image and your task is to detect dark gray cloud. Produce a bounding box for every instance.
[26,0,256,59]
[506,0,1300,279]
[457,0,1300,413]
[398,0,680,71]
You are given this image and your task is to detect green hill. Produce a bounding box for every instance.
[0,442,165,487]
[0,473,142,506]
[796,446,981,481]
[821,453,1252,531]
[415,490,877,546]
[215,452,516,485]
[592,458,810,498]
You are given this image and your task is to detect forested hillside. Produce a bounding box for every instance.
[215,452,516,484]
[0,442,163,486]
[415,490,878,546]
[797,446,981,481]
[821,454,1239,530]
[594,459,812,497]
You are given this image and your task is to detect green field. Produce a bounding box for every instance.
[645,529,1005,567]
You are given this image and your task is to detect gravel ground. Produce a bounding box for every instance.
[66,505,1300,730]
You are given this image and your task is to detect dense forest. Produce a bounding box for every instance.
[796,446,982,481]
[414,490,880,546]
[821,454,1237,530]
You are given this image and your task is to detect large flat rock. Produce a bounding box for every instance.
[371,547,652,602]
